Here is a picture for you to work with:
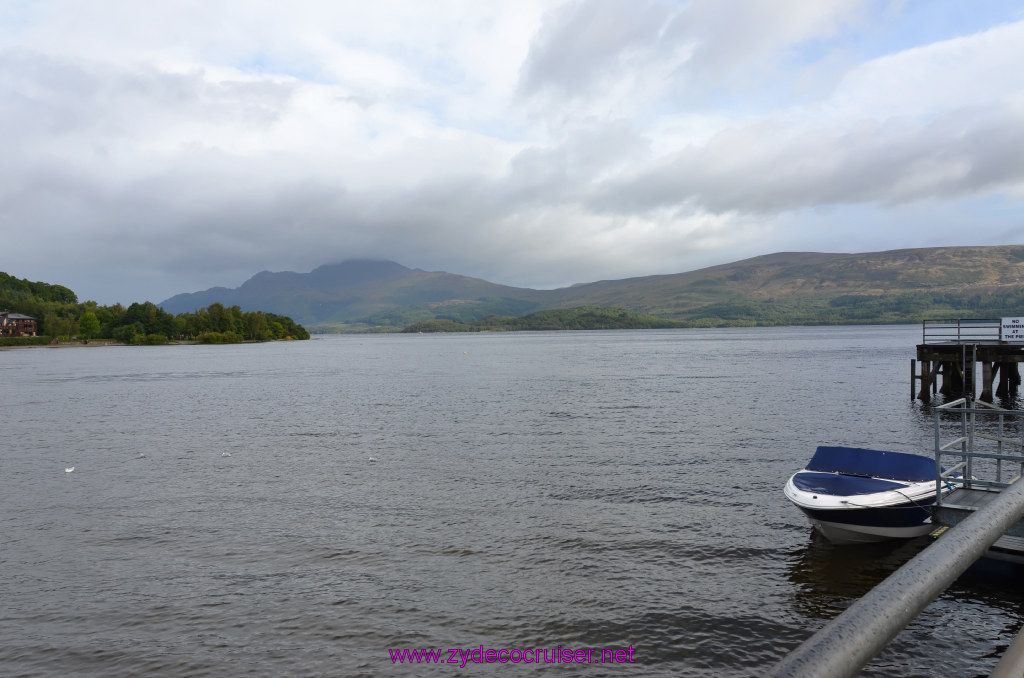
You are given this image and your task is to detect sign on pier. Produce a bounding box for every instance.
[1002,318,1024,343]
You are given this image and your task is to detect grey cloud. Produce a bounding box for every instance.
[518,0,864,106]
[588,105,1024,216]
[4,4,1022,306]
[663,0,862,95]
[517,0,675,98]
[0,49,295,143]
[502,121,650,205]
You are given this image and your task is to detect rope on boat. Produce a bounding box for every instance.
[839,489,931,511]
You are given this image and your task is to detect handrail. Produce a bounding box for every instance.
[934,400,1024,495]
[922,319,1002,344]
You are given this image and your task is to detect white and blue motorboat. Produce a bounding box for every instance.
[785,446,949,544]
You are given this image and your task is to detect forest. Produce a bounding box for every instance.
[675,289,1024,327]
[0,272,309,345]
[400,288,1024,333]
[402,307,690,332]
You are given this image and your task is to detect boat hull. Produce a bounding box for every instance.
[784,445,944,544]
[791,501,937,544]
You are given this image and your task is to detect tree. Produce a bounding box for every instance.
[79,312,100,339]
[42,312,74,340]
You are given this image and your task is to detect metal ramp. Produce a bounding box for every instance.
[931,398,1024,560]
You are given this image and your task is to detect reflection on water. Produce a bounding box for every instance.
[786,533,932,620]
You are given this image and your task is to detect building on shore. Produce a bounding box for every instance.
[0,312,38,337]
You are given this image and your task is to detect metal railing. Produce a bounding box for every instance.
[933,399,1024,498]
[922,319,1002,344]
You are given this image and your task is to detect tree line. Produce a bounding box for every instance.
[1,272,309,344]
[680,289,1024,327]
[403,307,688,332]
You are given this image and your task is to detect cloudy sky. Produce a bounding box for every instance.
[2,0,1024,305]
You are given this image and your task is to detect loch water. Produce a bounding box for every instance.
[2,326,1022,677]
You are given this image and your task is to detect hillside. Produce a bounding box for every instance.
[545,246,1024,322]
[158,246,1024,329]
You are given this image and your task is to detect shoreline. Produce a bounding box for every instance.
[0,339,203,350]
[0,338,296,350]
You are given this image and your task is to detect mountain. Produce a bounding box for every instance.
[159,259,548,326]
[159,246,1024,329]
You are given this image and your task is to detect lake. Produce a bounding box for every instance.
[2,327,1021,677]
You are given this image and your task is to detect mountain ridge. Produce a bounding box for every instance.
[158,246,1024,329]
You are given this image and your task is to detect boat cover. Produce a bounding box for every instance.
[805,446,935,483]
[791,471,908,496]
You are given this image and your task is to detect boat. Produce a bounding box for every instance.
[784,445,950,544]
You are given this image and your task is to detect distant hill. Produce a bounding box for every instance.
[544,246,1024,322]
[159,246,1024,329]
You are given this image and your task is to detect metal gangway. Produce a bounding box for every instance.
[932,399,1024,551]
[769,400,1024,678]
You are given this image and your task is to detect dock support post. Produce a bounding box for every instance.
[911,359,916,401]
[940,359,975,399]
[940,361,965,397]
[996,363,1021,399]
[981,362,994,402]
[965,357,976,399]
[917,360,932,403]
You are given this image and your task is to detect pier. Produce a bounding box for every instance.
[913,319,1024,402]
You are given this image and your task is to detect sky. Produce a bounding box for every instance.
[2,0,1024,305]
